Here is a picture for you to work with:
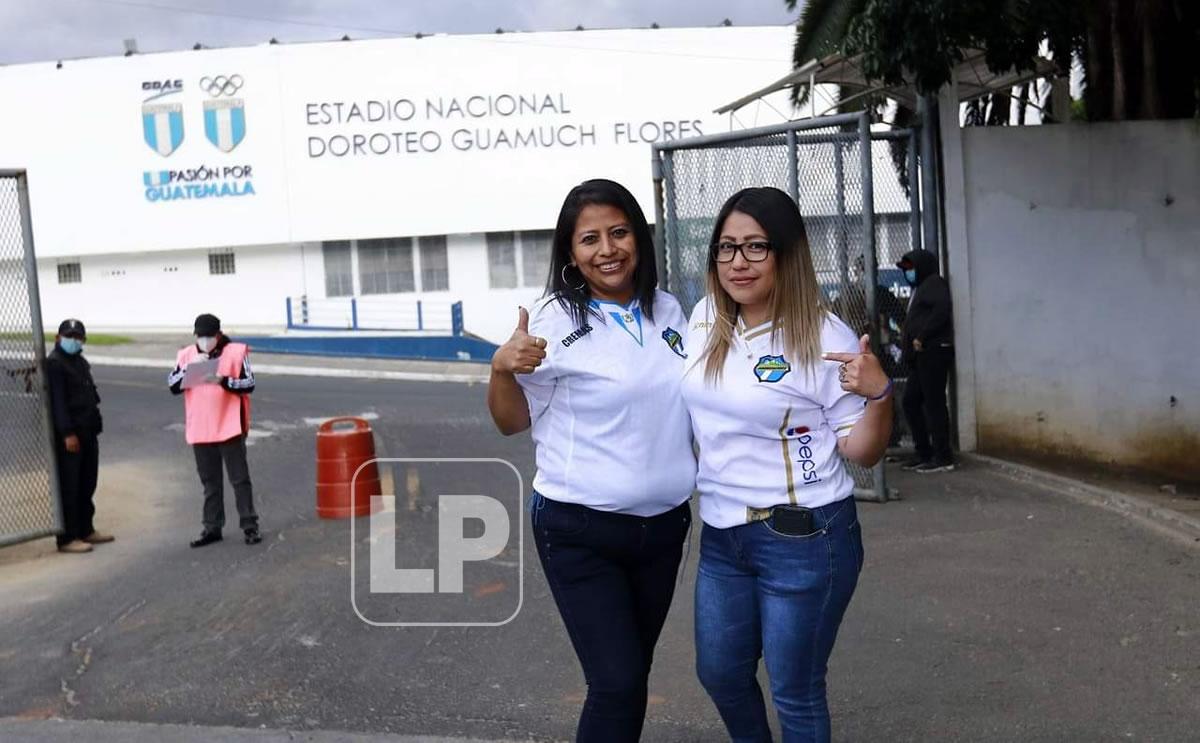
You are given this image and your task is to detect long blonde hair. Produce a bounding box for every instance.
[702,187,828,384]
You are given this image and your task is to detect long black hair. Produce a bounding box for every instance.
[546,178,658,328]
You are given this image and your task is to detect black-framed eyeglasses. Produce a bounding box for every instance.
[711,241,772,263]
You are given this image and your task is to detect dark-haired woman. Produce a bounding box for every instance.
[682,187,892,743]
[487,178,696,742]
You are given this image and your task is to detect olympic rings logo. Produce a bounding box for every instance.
[199,74,244,97]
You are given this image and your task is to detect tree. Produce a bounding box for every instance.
[787,0,1200,122]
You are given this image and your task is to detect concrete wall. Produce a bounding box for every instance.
[957,119,1200,480]
[35,234,545,344]
[37,243,305,333]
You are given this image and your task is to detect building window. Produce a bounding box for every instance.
[359,237,414,294]
[419,235,449,292]
[208,250,236,275]
[487,230,553,289]
[487,232,517,289]
[57,262,81,284]
[323,241,353,297]
[520,230,553,289]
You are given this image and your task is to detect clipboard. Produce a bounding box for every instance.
[181,357,220,389]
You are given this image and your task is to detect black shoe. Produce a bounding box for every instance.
[915,460,956,474]
[189,530,223,548]
[244,527,262,545]
[900,457,929,471]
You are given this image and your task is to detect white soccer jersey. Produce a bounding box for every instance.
[516,289,696,516]
[681,297,867,528]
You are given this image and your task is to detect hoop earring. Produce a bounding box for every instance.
[561,263,586,291]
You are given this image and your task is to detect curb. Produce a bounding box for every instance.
[84,355,490,385]
[0,717,529,743]
[965,453,1200,547]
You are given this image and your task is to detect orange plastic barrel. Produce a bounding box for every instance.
[316,417,380,519]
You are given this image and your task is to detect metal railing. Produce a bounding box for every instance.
[286,296,464,336]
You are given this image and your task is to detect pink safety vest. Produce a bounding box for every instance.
[175,342,252,445]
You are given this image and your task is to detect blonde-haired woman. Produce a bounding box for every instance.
[681,187,892,742]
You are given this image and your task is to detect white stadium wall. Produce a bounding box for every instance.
[0,27,794,342]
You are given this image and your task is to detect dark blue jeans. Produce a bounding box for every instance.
[531,493,692,743]
[695,497,863,743]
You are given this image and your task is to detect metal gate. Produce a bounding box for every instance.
[0,170,61,547]
[651,111,926,502]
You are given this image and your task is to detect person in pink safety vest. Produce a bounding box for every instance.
[167,313,262,547]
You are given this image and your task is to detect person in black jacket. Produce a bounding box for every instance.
[45,319,114,553]
[896,250,956,473]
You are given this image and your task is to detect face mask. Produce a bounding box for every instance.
[196,336,217,353]
[60,338,84,355]
[904,269,918,285]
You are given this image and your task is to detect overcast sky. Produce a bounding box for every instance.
[2,0,798,65]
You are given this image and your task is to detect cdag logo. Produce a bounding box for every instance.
[140,74,247,157]
[200,75,246,153]
[141,79,184,157]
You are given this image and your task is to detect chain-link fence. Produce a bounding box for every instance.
[0,171,61,547]
[652,112,925,502]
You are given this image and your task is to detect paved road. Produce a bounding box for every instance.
[1,366,1197,742]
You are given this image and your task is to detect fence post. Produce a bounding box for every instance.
[918,95,941,266]
[451,302,463,336]
[417,300,424,331]
[857,113,888,503]
[908,127,922,252]
[651,150,668,289]
[285,297,293,329]
[834,139,849,295]
[350,297,358,330]
[662,151,679,299]
[786,129,800,203]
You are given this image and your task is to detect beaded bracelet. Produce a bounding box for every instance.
[867,379,894,402]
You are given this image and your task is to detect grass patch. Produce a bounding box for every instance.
[0,332,135,346]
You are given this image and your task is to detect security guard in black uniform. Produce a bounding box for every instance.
[45,319,114,553]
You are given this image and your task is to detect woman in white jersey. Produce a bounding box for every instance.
[487,179,696,742]
[682,187,893,743]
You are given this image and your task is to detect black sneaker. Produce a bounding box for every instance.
[914,460,956,474]
[189,530,222,548]
[244,527,262,545]
[900,457,929,471]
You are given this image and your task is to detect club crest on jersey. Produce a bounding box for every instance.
[754,355,791,383]
[661,327,687,359]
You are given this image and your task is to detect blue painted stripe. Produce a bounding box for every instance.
[204,108,217,147]
[143,113,157,151]
[230,106,246,146]
[232,335,499,362]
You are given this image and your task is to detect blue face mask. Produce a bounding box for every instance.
[60,337,84,355]
[904,269,918,285]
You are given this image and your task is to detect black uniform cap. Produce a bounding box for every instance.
[57,318,86,339]
[193,313,221,336]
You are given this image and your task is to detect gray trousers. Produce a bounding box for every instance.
[193,435,258,531]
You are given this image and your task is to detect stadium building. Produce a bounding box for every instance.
[0,26,796,345]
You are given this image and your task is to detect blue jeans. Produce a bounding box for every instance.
[695,497,863,743]
[531,493,692,743]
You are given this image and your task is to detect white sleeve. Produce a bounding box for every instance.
[820,316,868,437]
[514,301,561,423]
